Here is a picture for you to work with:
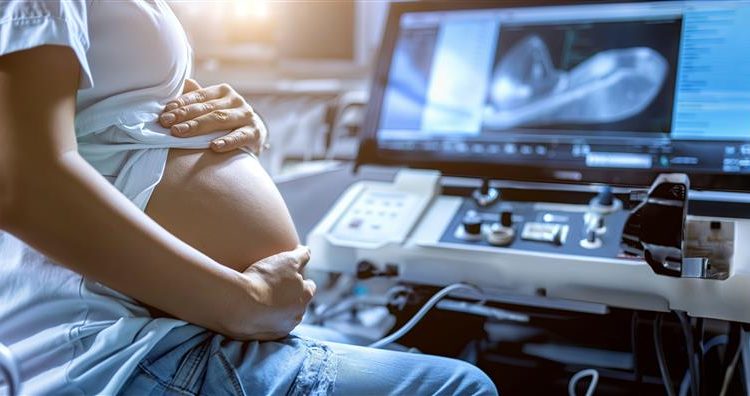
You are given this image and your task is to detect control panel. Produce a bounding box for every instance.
[442,197,627,260]
[307,169,749,323]
[330,189,423,244]
[312,169,441,251]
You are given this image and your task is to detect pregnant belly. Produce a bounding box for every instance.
[145,149,299,272]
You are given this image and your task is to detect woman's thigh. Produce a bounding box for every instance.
[324,341,498,396]
[293,324,497,395]
[120,325,497,396]
[121,328,335,395]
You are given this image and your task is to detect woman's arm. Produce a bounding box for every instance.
[0,45,313,340]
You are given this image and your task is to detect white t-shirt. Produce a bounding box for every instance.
[0,1,227,394]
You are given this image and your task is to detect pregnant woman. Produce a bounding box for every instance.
[0,1,497,395]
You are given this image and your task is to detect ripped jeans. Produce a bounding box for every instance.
[118,324,498,395]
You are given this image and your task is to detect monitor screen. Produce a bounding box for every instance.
[361,1,750,190]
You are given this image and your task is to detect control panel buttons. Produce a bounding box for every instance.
[487,222,515,246]
[463,218,482,236]
[580,229,603,249]
[331,189,420,243]
[521,222,568,246]
[542,213,569,223]
[454,210,484,241]
[500,211,513,227]
[472,179,500,207]
[587,229,597,243]
[444,196,629,258]
[584,213,608,236]
[594,216,606,235]
[589,185,622,214]
[462,211,483,236]
[595,185,614,207]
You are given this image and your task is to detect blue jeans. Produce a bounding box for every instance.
[118,324,498,395]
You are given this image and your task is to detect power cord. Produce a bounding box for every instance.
[719,323,744,396]
[369,283,484,349]
[661,312,742,396]
[675,311,699,396]
[568,368,599,396]
[678,335,729,396]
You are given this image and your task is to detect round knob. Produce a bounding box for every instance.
[473,180,500,207]
[500,211,513,227]
[462,213,482,235]
[596,186,614,207]
[487,222,515,246]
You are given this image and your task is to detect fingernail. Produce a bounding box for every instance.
[165,102,178,111]
[214,139,226,149]
[172,123,188,136]
[160,113,175,125]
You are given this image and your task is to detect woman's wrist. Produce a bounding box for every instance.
[218,270,264,339]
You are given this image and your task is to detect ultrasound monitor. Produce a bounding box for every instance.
[359,1,750,190]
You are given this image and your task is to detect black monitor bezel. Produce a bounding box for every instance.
[357,0,750,192]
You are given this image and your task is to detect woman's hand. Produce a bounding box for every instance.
[159,79,268,154]
[233,246,316,340]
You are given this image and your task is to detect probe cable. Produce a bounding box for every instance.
[568,368,599,396]
[369,283,484,349]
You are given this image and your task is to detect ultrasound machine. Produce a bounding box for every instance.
[306,1,750,394]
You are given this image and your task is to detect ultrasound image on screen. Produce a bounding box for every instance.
[379,27,439,131]
[372,3,750,182]
[483,19,682,133]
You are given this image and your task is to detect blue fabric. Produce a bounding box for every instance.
[119,325,498,396]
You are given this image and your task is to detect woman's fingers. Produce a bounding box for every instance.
[164,83,230,111]
[170,107,253,137]
[182,78,201,93]
[210,126,260,152]
[293,245,312,270]
[236,246,314,339]
[303,279,316,301]
[162,81,269,155]
[159,98,232,127]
